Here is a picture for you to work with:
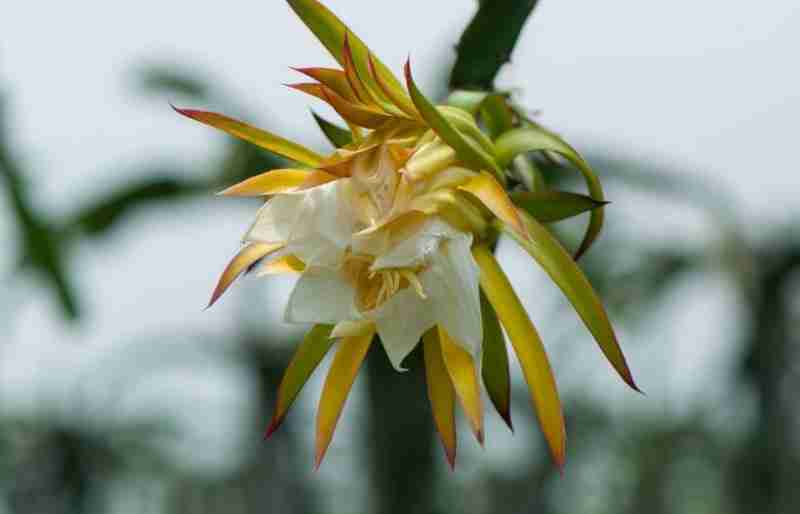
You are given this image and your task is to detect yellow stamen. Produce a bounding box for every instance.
[342,252,427,311]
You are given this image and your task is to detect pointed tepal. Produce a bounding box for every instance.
[315,332,374,469]
[207,243,283,309]
[285,0,415,114]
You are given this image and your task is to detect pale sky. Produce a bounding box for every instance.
[0,0,797,502]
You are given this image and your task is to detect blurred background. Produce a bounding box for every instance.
[1,0,799,512]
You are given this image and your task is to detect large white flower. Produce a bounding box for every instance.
[286,217,481,370]
[182,0,636,469]
[242,145,483,370]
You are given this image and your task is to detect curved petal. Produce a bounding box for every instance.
[245,179,356,267]
[420,233,482,359]
[285,266,357,324]
[370,217,466,270]
[370,288,437,371]
[244,194,304,245]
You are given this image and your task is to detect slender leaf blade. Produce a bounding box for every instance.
[315,331,374,469]
[473,245,566,468]
[405,63,502,177]
[495,126,607,259]
[256,255,306,276]
[423,330,458,469]
[500,211,640,392]
[207,243,283,308]
[286,0,415,114]
[459,173,525,237]
[512,190,608,223]
[311,111,353,148]
[173,107,323,166]
[438,326,484,445]
[480,292,513,431]
[481,94,514,140]
[218,169,312,196]
[265,324,335,437]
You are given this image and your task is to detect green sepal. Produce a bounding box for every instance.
[495,126,606,259]
[265,324,336,438]
[445,90,490,115]
[497,212,640,393]
[311,111,353,148]
[404,63,503,182]
[512,191,608,223]
[286,0,415,115]
[480,94,514,140]
[480,292,513,431]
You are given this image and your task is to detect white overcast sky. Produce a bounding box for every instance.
[0,0,798,484]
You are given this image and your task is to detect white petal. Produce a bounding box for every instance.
[420,233,483,359]
[285,267,357,324]
[351,145,398,217]
[244,194,302,244]
[370,217,465,270]
[245,179,356,268]
[369,288,437,371]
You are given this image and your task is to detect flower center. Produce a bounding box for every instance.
[342,253,426,312]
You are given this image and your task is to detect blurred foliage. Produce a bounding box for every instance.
[0,96,81,319]
[451,0,541,90]
[2,1,799,514]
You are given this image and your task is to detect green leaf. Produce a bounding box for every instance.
[266,324,336,437]
[495,126,606,259]
[0,97,80,320]
[497,212,640,393]
[136,66,209,100]
[512,190,608,223]
[405,63,503,179]
[71,178,203,236]
[480,292,512,431]
[286,0,415,115]
[311,111,353,148]
[450,0,542,90]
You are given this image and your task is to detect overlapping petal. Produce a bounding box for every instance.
[245,179,356,267]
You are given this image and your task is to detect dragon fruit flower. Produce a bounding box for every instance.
[176,0,638,470]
